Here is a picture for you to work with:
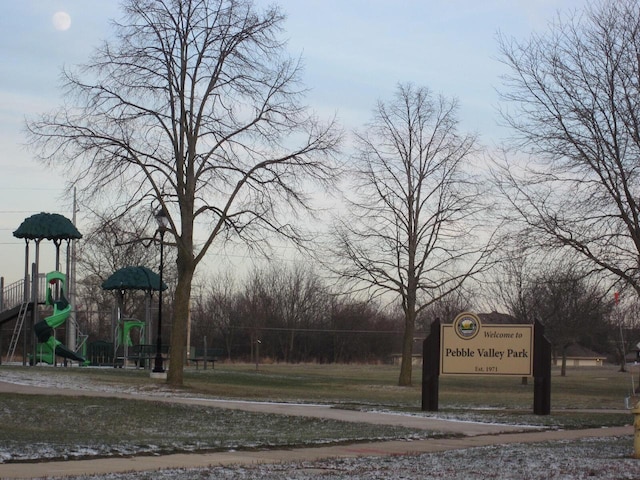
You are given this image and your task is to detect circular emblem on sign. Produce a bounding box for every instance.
[453,312,481,340]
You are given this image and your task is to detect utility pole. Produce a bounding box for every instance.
[67,188,78,353]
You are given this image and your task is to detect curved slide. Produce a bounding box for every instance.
[32,271,88,366]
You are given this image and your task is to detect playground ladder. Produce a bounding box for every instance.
[7,301,29,363]
[71,315,89,355]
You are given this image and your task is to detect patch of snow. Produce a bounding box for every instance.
[50,437,640,480]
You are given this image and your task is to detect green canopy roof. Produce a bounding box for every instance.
[102,266,167,292]
[13,212,82,241]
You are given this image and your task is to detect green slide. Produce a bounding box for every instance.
[32,271,88,366]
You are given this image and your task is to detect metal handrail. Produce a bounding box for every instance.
[1,275,47,312]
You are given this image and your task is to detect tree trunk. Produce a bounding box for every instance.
[561,348,567,377]
[166,250,194,387]
[619,347,627,373]
[398,308,416,386]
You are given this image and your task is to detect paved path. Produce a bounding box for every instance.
[0,380,535,436]
[0,380,633,479]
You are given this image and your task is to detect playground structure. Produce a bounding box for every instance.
[0,212,166,368]
[116,318,146,359]
[0,212,87,366]
[101,265,167,368]
[31,271,88,365]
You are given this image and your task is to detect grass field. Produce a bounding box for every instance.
[0,362,635,465]
[184,362,637,428]
[51,361,636,410]
[0,393,440,463]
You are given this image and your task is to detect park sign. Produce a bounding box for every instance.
[423,314,550,415]
[440,312,533,376]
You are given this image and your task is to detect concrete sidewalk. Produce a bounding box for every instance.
[0,426,632,479]
[0,380,633,479]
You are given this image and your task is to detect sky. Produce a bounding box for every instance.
[0,0,590,284]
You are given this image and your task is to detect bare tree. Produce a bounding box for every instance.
[192,264,402,363]
[328,83,494,386]
[415,289,473,335]
[485,242,541,324]
[77,213,171,339]
[494,0,640,296]
[223,263,330,362]
[26,0,341,385]
[514,264,612,376]
[328,298,397,363]
[191,270,237,361]
[235,267,273,362]
[612,294,640,382]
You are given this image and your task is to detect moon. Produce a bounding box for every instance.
[52,11,71,31]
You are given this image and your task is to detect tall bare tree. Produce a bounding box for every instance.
[494,0,640,296]
[26,0,341,385]
[329,83,494,386]
[261,263,329,362]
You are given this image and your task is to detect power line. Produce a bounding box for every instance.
[0,211,73,214]
[230,326,405,335]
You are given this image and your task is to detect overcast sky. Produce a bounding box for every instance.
[0,0,589,282]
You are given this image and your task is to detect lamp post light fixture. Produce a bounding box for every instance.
[153,207,170,374]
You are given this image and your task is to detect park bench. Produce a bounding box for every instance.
[190,347,223,370]
[125,344,169,369]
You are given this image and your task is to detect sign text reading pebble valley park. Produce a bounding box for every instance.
[440,313,533,376]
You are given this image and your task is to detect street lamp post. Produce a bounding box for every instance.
[255,339,261,372]
[153,207,169,373]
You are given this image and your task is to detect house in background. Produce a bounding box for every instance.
[555,344,605,367]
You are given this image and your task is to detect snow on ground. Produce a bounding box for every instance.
[2,367,639,479]
[0,367,175,396]
[56,437,640,480]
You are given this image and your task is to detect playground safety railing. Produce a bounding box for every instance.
[0,275,47,312]
[1,278,27,311]
[86,341,115,366]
